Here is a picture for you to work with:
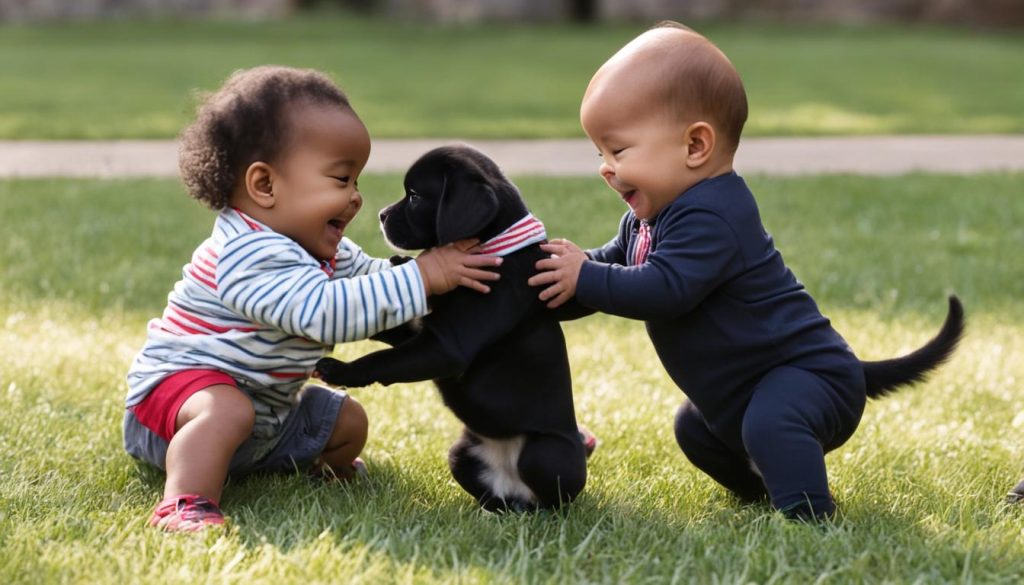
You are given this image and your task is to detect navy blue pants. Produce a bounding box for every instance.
[674,365,865,519]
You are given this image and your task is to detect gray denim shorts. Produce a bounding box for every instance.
[123,384,346,477]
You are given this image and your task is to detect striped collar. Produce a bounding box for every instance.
[474,213,547,256]
[232,207,268,232]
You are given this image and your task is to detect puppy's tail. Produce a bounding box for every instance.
[862,295,965,399]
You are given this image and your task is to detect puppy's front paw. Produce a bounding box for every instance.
[314,357,354,387]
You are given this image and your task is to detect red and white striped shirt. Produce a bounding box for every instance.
[127,208,428,442]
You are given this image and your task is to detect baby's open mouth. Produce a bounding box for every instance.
[620,189,637,204]
[327,219,345,237]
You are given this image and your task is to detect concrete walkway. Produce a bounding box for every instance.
[1,136,1023,178]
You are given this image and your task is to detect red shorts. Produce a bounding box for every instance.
[130,369,237,441]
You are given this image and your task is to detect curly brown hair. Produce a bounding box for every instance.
[178,66,352,209]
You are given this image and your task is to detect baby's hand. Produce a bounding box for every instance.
[528,238,587,308]
[416,239,502,296]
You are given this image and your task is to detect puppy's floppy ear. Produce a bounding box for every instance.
[435,172,500,244]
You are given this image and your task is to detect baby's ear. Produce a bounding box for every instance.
[243,161,276,208]
[684,122,716,168]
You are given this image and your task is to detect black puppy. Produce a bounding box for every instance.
[316,145,590,512]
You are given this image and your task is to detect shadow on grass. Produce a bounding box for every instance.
[125,458,1018,581]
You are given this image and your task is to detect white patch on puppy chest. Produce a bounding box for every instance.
[468,435,536,504]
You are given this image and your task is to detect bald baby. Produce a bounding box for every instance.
[582,23,747,155]
[530,21,960,522]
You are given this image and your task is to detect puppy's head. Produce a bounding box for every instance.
[379,145,523,251]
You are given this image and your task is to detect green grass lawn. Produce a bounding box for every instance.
[2,173,1024,582]
[1,15,1022,139]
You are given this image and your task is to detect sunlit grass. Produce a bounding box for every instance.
[0,16,1021,139]
[2,173,1024,582]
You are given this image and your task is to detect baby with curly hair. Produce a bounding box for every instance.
[124,66,501,532]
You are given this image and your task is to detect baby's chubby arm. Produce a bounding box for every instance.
[527,238,588,309]
[216,233,501,346]
[553,210,743,321]
[336,236,501,295]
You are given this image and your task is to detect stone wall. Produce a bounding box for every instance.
[0,0,295,21]
[382,0,565,23]
[719,0,1024,28]
[2,0,1021,26]
[385,0,1024,26]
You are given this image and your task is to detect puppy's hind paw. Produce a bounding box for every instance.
[313,357,349,386]
[1005,479,1024,505]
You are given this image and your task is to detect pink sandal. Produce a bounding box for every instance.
[149,494,225,532]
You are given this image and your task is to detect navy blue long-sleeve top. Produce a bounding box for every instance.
[576,172,860,436]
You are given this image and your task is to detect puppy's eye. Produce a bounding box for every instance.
[407,189,421,202]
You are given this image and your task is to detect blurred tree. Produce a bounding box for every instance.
[569,0,597,22]
[296,0,377,12]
